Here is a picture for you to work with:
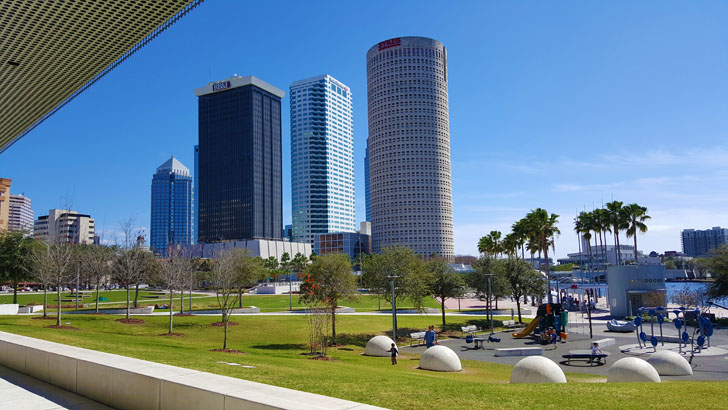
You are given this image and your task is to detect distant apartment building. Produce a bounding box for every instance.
[8,194,33,234]
[150,156,194,256]
[34,209,95,244]
[195,75,284,243]
[681,227,728,257]
[0,178,10,231]
[290,74,355,245]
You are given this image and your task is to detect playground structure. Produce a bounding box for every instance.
[512,303,568,343]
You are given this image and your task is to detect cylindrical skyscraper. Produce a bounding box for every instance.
[366,36,454,259]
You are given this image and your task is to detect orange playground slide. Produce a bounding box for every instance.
[512,316,541,338]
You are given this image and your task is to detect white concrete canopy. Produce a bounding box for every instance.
[510,356,566,384]
[646,351,693,376]
[364,336,395,357]
[608,357,661,383]
[419,346,462,372]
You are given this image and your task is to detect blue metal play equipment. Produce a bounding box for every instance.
[633,305,714,357]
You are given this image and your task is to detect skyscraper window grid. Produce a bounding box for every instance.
[366,37,455,259]
[290,74,355,245]
[150,156,194,256]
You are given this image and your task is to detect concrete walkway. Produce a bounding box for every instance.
[0,365,111,410]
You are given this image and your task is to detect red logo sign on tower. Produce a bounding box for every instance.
[378,38,401,51]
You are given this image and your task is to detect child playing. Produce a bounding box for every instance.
[590,342,603,363]
[388,343,399,365]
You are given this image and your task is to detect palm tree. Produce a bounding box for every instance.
[606,201,628,265]
[594,208,610,267]
[502,233,518,259]
[526,209,560,303]
[477,231,502,258]
[511,218,528,259]
[624,203,650,261]
[574,212,593,268]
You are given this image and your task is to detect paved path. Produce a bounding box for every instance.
[0,365,111,410]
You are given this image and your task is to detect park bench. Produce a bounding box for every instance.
[501,320,521,330]
[562,350,609,366]
[409,332,426,346]
[460,325,483,337]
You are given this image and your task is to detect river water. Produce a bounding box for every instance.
[665,281,727,306]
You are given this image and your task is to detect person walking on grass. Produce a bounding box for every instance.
[388,343,399,365]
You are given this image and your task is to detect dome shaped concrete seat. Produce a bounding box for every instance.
[364,335,395,357]
[419,345,461,372]
[510,356,566,384]
[608,357,661,383]
[647,351,693,376]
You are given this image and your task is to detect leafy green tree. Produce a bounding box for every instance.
[468,257,508,310]
[264,256,279,281]
[624,203,650,261]
[704,245,728,299]
[0,230,37,304]
[235,251,266,308]
[299,253,357,345]
[427,259,466,330]
[503,258,545,323]
[361,246,430,312]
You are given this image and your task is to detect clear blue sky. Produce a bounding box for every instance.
[2,1,727,258]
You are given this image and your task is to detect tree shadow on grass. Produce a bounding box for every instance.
[251,343,307,350]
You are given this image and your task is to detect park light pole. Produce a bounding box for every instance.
[388,275,399,341]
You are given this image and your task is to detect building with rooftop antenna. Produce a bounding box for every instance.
[150,156,194,255]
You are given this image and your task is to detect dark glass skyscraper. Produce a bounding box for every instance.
[150,156,194,255]
[195,75,285,243]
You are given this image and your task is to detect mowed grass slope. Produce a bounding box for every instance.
[0,315,724,410]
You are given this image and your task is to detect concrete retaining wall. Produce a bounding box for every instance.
[0,304,19,315]
[0,331,383,410]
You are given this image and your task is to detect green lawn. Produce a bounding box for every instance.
[0,314,724,409]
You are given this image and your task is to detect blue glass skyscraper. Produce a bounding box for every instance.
[150,156,194,255]
[290,74,355,245]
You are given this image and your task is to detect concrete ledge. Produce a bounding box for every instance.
[593,338,615,348]
[495,347,543,357]
[230,306,260,314]
[0,304,19,315]
[18,305,44,313]
[0,331,385,410]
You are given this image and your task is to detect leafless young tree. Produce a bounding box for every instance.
[158,248,194,334]
[82,245,113,313]
[112,217,150,319]
[209,249,245,350]
[33,243,74,325]
[304,304,331,356]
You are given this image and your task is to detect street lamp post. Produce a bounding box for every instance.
[388,275,399,341]
[487,274,494,334]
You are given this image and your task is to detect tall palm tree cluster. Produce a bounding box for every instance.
[478,208,560,265]
[573,201,650,266]
[478,208,560,302]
